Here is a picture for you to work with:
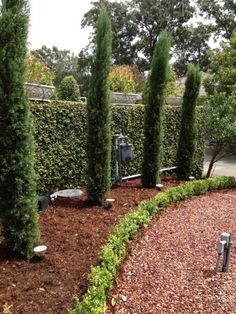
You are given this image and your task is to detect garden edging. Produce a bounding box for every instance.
[69,176,236,314]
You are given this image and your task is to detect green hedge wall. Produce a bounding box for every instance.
[32,101,205,193]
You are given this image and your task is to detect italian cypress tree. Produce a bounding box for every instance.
[86,4,112,205]
[176,64,201,179]
[142,32,171,188]
[0,0,39,259]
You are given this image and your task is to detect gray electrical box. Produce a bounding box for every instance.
[120,143,134,162]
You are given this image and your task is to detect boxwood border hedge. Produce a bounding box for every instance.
[32,101,205,193]
[69,176,236,314]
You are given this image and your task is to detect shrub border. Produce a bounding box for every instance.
[69,176,236,314]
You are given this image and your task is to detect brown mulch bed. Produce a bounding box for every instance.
[106,189,236,314]
[0,177,182,314]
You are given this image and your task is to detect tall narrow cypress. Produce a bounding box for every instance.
[0,0,39,259]
[142,32,171,188]
[176,64,201,179]
[86,5,112,205]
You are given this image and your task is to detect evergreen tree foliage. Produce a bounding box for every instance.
[86,4,112,205]
[142,32,171,188]
[176,64,201,179]
[0,0,39,259]
[57,75,80,101]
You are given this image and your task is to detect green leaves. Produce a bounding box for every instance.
[142,32,171,187]
[177,64,201,179]
[86,5,112,205]
[0,0,39,259]
[32,102,205,193]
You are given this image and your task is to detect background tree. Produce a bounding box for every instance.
[176,64,201,179]
[142,32,171,188]
[204,30,236,95]
[86,4,112,205]
[57,75,80,101]
[204,92,236,177]
[132,0,194,63]
[32,45,79,86]
[77,48,93,97]
[82,0,138,65]
[173,24,211,76]
[0,0,39,259]
[197,0,236,40]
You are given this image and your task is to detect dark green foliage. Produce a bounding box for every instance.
[177,65,201,179]
[57,75,80,101]
[32,102,205,193]
[142,32,171,188]
[70,176,236,313]
[86,5,112,205]
[0,0,39,259]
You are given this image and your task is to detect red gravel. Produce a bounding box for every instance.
[107,189,236,314]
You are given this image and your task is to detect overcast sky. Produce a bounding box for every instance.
[28,0,124,54]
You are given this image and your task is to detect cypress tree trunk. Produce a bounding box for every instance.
[0,0,39,259]
[142,32,171,188]
[86,4,112,205]
[176,64,201,179]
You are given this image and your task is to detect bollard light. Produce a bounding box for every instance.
[215,232,232,273]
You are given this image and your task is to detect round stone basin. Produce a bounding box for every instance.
[54,189,83,198]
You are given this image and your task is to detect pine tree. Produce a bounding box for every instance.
[86,4,112,205]
[0,0,40,259]
[176,64,201,179]
[142,32,171,188]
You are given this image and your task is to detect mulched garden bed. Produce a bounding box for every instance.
[106,189,236,314]
[0,176,182,314]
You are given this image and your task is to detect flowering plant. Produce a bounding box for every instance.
[26,54,54,85]
[109,65,144,93]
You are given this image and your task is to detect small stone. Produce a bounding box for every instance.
[120,294,127,302]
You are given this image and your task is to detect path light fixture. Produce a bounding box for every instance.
[106,198,115,208]
[189,176,195,180]
[33,245,47,257]
[215,232,232,273]
[156,183,164,190]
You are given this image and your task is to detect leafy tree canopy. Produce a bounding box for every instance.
[32,45,79,86]
[82,0,138,65]
[204,30,236,95]
[132,0,194,61]
[173,23,211,76]
[197,0,236,40]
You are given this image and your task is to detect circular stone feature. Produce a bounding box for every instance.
[54,189,83,198]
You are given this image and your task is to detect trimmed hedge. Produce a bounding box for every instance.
[32,101,205,193]
[69,176,236,314]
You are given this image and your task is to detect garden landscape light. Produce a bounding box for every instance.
[106,198,115,207]
[215,232,232,273]
[156,183,164,190]
[33,245,47,257]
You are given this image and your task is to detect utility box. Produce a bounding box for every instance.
[120,143,134,162]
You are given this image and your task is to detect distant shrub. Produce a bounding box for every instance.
[26,53,54,85]
[57,75,80,101]
[109,65,144,93]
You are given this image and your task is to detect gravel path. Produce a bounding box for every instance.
[108,189,236,314]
